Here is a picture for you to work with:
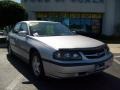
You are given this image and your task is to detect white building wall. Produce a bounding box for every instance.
[22,0,105,12]
[21,0,105,20]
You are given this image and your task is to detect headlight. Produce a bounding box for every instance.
[53,51,82,60]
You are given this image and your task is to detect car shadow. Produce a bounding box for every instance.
[7,55,120,90]
[114,53,120,56]
[0,43,7,48]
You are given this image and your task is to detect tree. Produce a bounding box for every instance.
[0,0,28,28]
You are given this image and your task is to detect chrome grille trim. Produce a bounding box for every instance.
[82,48,106,59]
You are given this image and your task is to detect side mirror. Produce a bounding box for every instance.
[18,31,27,37]
[72,30,77,34]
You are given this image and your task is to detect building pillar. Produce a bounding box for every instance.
[102,0,115,36]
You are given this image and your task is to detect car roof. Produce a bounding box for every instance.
[20,20,60,24]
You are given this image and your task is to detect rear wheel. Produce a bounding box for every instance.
[31,51,45,78]
[7,43,13,56]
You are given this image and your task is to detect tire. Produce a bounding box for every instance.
[31,51,45,78]
[7,43,13,56]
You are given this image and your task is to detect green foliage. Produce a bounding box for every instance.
[0,0,28,28]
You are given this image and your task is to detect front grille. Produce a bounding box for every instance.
[81,48,105,59]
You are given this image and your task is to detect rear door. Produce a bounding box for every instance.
[9,23,21,54]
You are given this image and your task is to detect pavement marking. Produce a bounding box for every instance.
[6,74,23,90]
[114,56,120,58]
[114,59,120,65]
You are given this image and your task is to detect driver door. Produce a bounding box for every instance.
[16,23,30,61]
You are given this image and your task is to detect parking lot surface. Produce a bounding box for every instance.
[0,48,120,90]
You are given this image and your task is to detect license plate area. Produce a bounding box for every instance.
[95,63,105,71]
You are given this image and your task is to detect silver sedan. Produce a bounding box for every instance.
[8,21,113,78]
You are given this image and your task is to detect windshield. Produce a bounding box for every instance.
[29,22,74,36]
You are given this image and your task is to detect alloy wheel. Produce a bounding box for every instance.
[32,55,41,77]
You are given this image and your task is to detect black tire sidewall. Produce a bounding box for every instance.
[7,43,13,56]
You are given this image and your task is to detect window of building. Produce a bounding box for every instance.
[36,12,103,35]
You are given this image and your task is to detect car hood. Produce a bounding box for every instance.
[33,35,104,50]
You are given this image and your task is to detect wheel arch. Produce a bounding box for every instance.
[29,47,45,78]
[29,47,41,64]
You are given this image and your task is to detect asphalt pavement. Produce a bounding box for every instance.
[0,48,120,90]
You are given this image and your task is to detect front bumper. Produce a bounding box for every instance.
[43,54,113,78]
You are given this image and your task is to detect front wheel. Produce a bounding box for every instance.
[31,52,45,78]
